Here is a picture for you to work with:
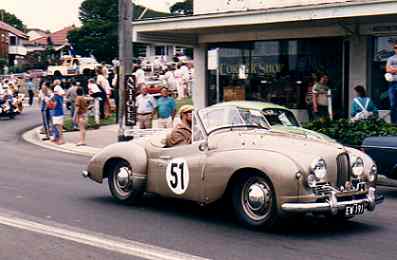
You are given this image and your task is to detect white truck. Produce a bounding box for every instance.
[47,56,100,77]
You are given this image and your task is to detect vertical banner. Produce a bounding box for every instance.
[125,74,137,127]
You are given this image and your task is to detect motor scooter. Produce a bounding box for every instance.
[0,93,16,119]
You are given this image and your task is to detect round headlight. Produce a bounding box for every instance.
[310,158,327,179]
[368,165,377,183]
[351,155,364,177]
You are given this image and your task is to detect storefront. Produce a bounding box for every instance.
[132,0,397,121]
[207,38,345,117]
[369,34,397,110]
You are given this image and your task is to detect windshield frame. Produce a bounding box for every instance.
[197,105,270,136]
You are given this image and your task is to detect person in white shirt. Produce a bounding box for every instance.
[174,64,185,100]
[162,66,177,92]
[96,66,113,117]
[136,83,157,129]
[88,78,102,125]
[134,65,146,86]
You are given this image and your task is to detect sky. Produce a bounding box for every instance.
[1,0,184,32]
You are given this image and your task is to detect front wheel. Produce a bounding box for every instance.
[108,161,142,204]
[231,174,279,228]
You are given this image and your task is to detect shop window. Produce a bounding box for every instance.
[370,36,397,109]
[208,39,343,114]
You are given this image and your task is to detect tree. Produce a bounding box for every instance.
[170,0,193,15]
[68,0,168,63]
[0,9,26,32]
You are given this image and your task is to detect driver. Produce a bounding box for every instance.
[165,105,193,147]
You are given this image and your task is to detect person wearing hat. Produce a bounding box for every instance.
[165,105,193,147]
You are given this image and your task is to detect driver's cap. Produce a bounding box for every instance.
[179,105,193,114]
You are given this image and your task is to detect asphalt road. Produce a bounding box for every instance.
[1,107,397,260]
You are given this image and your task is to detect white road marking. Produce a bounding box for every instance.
[0,213,211,260]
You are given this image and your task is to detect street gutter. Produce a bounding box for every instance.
[22,127,98,157]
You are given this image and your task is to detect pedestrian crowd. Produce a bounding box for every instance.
[27,56,194,146]
[36,64,115,146]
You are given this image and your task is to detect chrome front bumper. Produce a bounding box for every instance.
[281,187,384,215]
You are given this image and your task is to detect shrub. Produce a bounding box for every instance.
[303,118,397,146]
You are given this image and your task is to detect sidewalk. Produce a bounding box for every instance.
[23,119,168,157]
[23,124,119,157]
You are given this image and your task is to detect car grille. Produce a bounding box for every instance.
[336,153,351,187]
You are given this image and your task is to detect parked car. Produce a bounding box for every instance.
[83,104,383,228]
[47,56,99,77]
[362,137,397,180]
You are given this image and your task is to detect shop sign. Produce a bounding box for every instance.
[219,62,284,75]
[208,49,219,70]
[125,75,137,127]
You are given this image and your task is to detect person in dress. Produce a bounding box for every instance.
[75,87,90,146]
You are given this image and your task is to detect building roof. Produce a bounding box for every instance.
[28,25,75,46]
[27,29,49,41]
[133,0,397,45]
[0,21,28,39]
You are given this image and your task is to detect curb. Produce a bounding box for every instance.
[22,127,99,157]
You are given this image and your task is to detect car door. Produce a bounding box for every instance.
[149,115,208,202]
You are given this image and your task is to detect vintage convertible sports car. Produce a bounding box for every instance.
[83,104,383,228]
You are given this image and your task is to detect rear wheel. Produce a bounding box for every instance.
[231,174,279,228]
[108,161,142,204]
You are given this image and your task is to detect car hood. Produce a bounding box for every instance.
[271,125,335,143]
[209,129,346,173]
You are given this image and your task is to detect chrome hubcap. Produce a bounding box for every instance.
[116,167,131,190]
[242,179,273,221]
[247,184,266,211]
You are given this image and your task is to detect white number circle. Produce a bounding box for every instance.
[166,158,190,195]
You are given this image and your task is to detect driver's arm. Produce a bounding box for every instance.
[166,131,185,147]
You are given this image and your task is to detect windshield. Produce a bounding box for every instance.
[262,109,299,127]
[198,106,270,134]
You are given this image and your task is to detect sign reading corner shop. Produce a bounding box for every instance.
[195,0,352,15]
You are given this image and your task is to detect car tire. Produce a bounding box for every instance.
[108,161,142,204]
[231,174,279,228]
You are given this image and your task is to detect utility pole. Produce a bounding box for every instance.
[118,0,133,141]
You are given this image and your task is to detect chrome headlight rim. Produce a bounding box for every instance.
[350,155,365,177]
[368,164,377,183]
[310,157,328,180]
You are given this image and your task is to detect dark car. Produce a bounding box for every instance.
[362,136,397,180]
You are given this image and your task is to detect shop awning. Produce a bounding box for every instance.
[132,0,397,46]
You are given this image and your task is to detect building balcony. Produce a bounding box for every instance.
[9,45,27,56]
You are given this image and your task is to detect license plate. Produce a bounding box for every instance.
[345,203,365,216]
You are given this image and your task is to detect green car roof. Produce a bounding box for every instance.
[213,101,289,111]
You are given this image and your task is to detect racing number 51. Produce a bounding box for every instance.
[170,162,185,190]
